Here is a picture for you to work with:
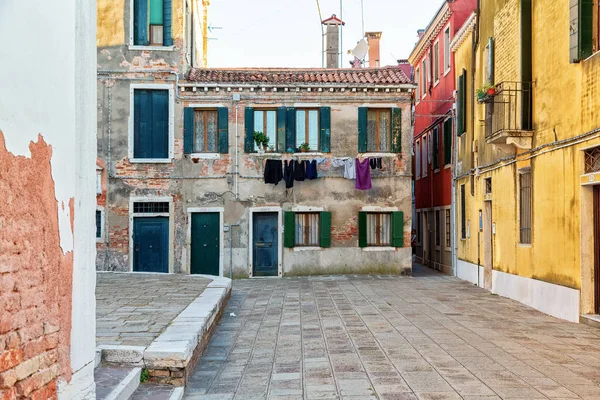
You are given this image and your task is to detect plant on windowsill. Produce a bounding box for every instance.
[267,145,275,153]
[299,142,310,153]
[476,82,496,103]
[253,131,270,153]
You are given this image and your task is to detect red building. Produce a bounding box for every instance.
[408,0,475,273]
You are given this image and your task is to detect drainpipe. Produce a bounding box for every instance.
[234,98,240,200]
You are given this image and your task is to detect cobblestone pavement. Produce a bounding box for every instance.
[184,266,600,399]
[96,273,210,346]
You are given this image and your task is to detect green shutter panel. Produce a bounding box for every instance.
[319,212,331,248]
[133,0,149,45]
[488,37,495,84]
[391,211,404,248]
[358,107,368,153]
[183,107,194,154]
[319,107,331,152]
[285,107,296,152]
[284,212,295,248]
[461,70,467,135]
[358,211,367,248]
[433,128,439,170]
[149,0,164,24]
[277,107,287,153]
[443,119,452,165]
[244,107,254,153]
[391,108,402,153]
[580,0,593,60]
[456,74,463,136]
[163,0,173,46]
[218,107,229,154]
[151,90,169,158]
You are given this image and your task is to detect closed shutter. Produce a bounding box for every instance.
[319,212,331,248]
[183,107,194,154]
[218,107,229,154]
[285,107,296,152]
[433,127,439,170]
[391,211,404,248]
[163,0,173,46]
[133,0,149,45]
[319,107,331,152]
[443,118,452,165]
[358,211,367,248]
[284,212,295,248]
[358,107,368,153]
[457,69,466,136]
[134,90,168,159]
[391,108,402,153]
[244,107,254,153]
[277,107,287,153]
[151,90,169,158]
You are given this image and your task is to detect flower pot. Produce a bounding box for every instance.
[487,87,496,96]
[262,144,268,151]
[300,148,308,153]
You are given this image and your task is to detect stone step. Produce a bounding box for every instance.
[95,364,141,400]
[130,384,184,400]
[581,314,600,329]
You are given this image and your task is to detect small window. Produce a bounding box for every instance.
[484,177,492,195]
[422,58,427,96]
[193,110,219,153]
[444,27,451,72]
[443,119,452,166]
[415,68,421,101]
[254,110,277,151]
[584,146,600,173]
[296,109,319,151]
[133,89,169,160]
[366,109,391,152]
[415,139,421,179]
[367,213,391,246]
[96,170,102,195]
[432,126,440,171]
[96,210,102,239]
[133,202,170,214]
[460,184,466,239]
[421,135,428,178]
[134,0,169,46]
[433,42,439,82]
[435,210,441,246]
[445,209,451,248]
[295,213,320,246]
[519,171,532,244]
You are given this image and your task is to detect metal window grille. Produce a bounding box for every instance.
[445,209,451,248]
[367,213,391,246]
[435,210,441,246]
[133,202,169,214]
[519,172,532,244]
[484,177,492,195]
[460,185,466,239]
[295,213,320,246]
[585,147,600,173]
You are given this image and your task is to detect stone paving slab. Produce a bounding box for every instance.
[183,266,600,399]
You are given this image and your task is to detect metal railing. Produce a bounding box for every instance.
[485,81,533,139]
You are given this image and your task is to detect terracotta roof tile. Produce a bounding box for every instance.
[187,67,412,85]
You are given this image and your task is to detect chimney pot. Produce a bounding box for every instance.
[365,31,382,68]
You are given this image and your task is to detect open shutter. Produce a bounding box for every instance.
[285,108,296,152]
[488,37,495,84]
[319,107,331,152]
[570,0,592,62]
[358,211,367,248]
[277,107,287,153]
[358,107,367,153]
[183,107,194,154]
[218,107,229,154]
[284,212,295,248]
[133,0,149,45]
[443,118,452,165]
[391,211,404,248]
[391,108,402,153]
[244,107,254,153]
[163,0,173,46]
[319,212,331,248]
[432,127,439,170]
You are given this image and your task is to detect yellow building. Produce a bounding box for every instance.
[452,0,600,323]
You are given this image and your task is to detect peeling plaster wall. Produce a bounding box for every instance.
[0,0,97,398]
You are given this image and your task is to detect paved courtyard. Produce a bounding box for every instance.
[184,266,600,399]
[96,273,210,346]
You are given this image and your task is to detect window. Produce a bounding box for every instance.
[433,42,439,82]
[584,146,600,173]
[428,132,432,164]
[96,210,103,239]
[456,69,467,136]
[445,209,451,248]
[519,171,532,244]
[484,177,492,195]
[422,58,427,96]
[443,119,452,165]
[254,110,277,151]
[444,27,451,72]
[133,0,172,46]
[417,212,422,243]
[96,169,103,195]
[296,109,319,151]
[432,126,440,171]
[295,213,320,246]
[460,184,466,239]
[367,213,391,246]
[421,135,428,177]
[133,202,170,213]
[366,109,391,152]
[193,110,219,153]
[415,139,421,179]
[435,210,441,246]
[570,0,593,62]
[415,68,420,101]
[132,89,170,160]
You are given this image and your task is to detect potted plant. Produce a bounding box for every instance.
[476,87,487,102]
[299,142,310,153]
[486,83,496,96]
[253,131,269,152]
[476,83,495,103]
[267,145,275,153]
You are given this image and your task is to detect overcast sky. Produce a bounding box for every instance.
[207,0,443,68]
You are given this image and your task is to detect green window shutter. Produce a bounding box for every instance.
[163,0,173,46]
[358,211,367,248]
[358,107,368,153]
[461,70,467,135]
[319,107,331,152]
[391,108,402,153]
[244,107,254,153]
[183,107,194,154]
[391,211,404,248]
[488,37,495,84]
[433,128,439,170]
[133,0,149,45]
[285,107,296,152]
[580,0,593,60]
[218,107,229,154]
[456,74,463,136]
[150,0,163,24]
[443,119,452,165]
[277,107,287,153]
[319,212,331,248]
[284,212,295,248]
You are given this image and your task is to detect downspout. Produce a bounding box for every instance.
[235,101,239,200]
[473,0,481,285]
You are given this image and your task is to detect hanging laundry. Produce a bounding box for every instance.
[370,158,377,170]
[344,158,356,180]
[293,159,306,181]
[376,157,382,169]
[306,160,318,180]
[264,159,283,185]
[355,158,372,190]
[314,158,328,165]
[283,160,294,189]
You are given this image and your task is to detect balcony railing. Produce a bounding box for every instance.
[485,81,533,145]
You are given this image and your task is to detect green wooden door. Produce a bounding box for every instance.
[191,213,220,275]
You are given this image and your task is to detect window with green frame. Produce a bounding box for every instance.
[133,0,173,46]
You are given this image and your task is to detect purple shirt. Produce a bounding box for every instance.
[355,158,372,190]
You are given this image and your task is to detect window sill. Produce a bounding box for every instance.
[293,247,321,252]
[129,158,173,164]
[128,45,175,52]
[358,152,397,158]
[518,243,532,248]
[433,80,440,88]
[444,164,452,169]
[443,68,451,77]
[96,238,104,243]
[293,152,323,157]
[188,153,221,160]
[434,168,440,173]
[362,247,397,252]
[249,152,283,157]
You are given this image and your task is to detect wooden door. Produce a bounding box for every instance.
[191,213,220,276]
[253,213,278,277]
[483,202,493,290]
[594,186,600,313]
[133,217,169,273]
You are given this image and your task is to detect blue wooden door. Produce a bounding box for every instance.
[253,213,278,277]
[191,213,220,275]
[133,217,169,273]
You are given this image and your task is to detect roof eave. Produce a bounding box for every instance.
[407,1,451,65]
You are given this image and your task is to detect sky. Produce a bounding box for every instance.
[207,0,444,68]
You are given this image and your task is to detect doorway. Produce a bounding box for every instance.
[483,201,493,290]
[190,212,220,276]
[594,186,600,313]
[133,217,169,273]
[252,212,279,277]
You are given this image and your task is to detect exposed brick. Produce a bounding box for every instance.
[0,274,15,294]
[0,369,17,388]
[23,337,47,360]
[14,352,41,380]
[15,364,59,397]
[0,312,25,335]
[43,334,58,351]
[43,322,59,335]
[0,350,22,373]
[0,387,16,400]
[29,380,57,400]
[17,324,43,343]
[4,334,19,351]
[149,369,170,377]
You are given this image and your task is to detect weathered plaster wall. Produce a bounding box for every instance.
[0,0,97,398]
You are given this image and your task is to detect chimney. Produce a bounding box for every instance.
[322,14,345,68]
[417,29,425,39]
[365,32,382,68]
